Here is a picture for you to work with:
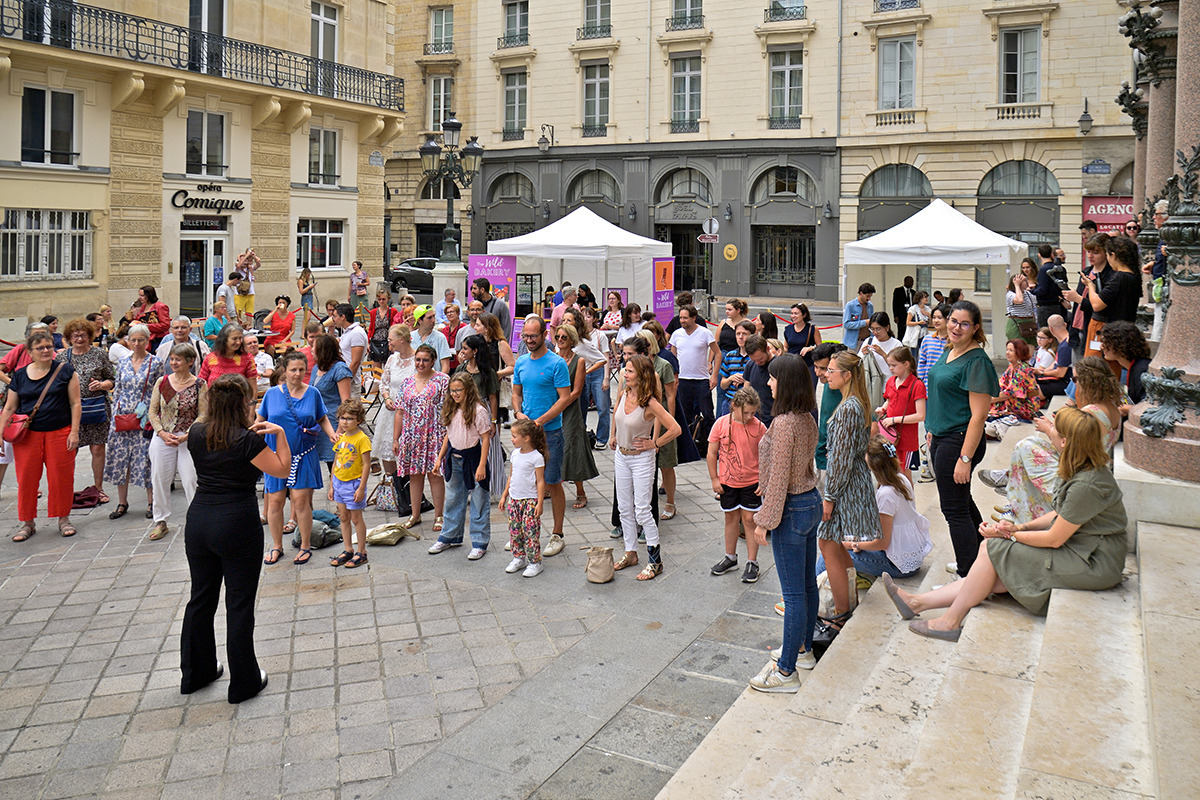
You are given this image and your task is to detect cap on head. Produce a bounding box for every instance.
[414,304,434,322]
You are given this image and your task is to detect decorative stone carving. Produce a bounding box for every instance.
[1139,366,1200,438]
[1116,80,1148,139]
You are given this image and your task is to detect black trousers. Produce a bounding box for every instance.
[676,378,715,458]
[1036,304,1066,328]
[930,432,986,578]
[1038,377,1069,401]
[181,493,264,703]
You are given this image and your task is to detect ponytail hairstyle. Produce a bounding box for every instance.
[511,418,547,461]
[442,373,483,429]
[831,350,873,428]
[867,435,912,502]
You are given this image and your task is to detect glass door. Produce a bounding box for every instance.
[179,238,225,320]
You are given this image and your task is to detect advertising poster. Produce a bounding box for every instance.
[652,257,675,323]
[1082,196,1135,268]
[467,254,521,353]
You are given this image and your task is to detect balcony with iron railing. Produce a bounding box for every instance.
[423,41,453,55]
[670,118,700,133]
[577,24,612,40]
[0,0,404,110]
[665,14,704,31]
[764,4,807,22]
[497,32,530,49]
[768,115,803,129]
[874,0,920,10]
[502,128,525,141]
[582,125,607,137]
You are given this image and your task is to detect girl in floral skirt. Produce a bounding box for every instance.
[499,419,546,578]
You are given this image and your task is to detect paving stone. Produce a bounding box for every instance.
[531,745,674,800]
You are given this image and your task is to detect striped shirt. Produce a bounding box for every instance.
[1006,289,1036,320]
[719,348,749,399]
[917,334,946,387]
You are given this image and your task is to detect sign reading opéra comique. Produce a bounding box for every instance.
[171,183,245,212]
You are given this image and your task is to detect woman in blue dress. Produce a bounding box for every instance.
[256,350,338,565]
[310,335,354,472]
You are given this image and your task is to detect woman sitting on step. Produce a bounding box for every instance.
[882,407,1127,641]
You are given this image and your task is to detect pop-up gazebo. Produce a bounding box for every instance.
[843,198,1028,358]
[486,207,672,311]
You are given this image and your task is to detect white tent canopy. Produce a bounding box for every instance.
[843,198,1028,357]
[486,206,672,311]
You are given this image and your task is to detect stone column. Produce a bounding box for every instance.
[1174,0,1200,158]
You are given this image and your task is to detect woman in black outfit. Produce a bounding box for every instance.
[181,374,291,704]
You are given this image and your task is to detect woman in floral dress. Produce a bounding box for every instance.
[990,338,1042,421]
[104,324,164,520]
[57,318,115,502]
[395,344,449,531]
[374,323,415,482]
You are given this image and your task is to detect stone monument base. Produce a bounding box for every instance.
[1123,411,1200,484]
[1114,445,1200,550]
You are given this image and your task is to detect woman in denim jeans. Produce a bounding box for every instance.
[749,355,820,693]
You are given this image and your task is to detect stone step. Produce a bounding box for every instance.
[1016,557,1155,798]
[1137,522,1200,800]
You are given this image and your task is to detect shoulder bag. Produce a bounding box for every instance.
[114,363,154,432]
[4,362,66,443]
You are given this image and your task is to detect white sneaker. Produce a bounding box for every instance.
[504,541,512,551]
[769,647,817,671]
[976,469,1009,489]
[542,534,564,557]
[749,664,801,693]
[467,548,486,561]
[427,540,457,554]
[946,561,958,575]
[505,557,527,573]
[522,561,543,577]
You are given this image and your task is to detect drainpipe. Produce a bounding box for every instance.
[646,0,652,142]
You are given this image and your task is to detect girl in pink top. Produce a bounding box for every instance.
[706,387,768,584]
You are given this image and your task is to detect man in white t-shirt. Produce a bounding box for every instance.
[668,304,719,455]
[244,334,275,393]
[333,303,367,396]
[155,316,209,374]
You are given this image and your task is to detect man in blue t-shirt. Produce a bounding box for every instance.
[1034,314,1072,399]
[512,316,572,556]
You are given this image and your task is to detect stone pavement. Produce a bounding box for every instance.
[0,417,795,800]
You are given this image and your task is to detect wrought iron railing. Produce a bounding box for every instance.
[768,115,803,129]
[764,5,807,22]
[20,148,78,165]
[874,0,920,10]
[497,32,530,49]
[582,125,607,137]
[308,171,340,185]
[665,14,704,31]
[423,41,453,55]
[187,162,229,177]
[577,24,612,39]
[0,0,404,111]
[670,118,700,133]
[502,128,526,141]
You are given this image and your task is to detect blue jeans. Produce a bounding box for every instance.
[543,426,564,485]
[771,489,822,674]
[583,368,611,445]
[439,453,490,549]
[715,392,731,420]
[817,548,916,580]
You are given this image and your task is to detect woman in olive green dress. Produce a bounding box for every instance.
[882,407,1127,641]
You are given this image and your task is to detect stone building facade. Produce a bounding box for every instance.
[0,0,403,331]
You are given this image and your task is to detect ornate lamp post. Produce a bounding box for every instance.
[419,112,484,299]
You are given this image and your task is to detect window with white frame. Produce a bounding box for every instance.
[308,127,338,186]
[311,2,337,60]
[1000,27,1040,104]
[431,7,453,45]
[503,71,527,136]
[672,0,702,20]
[504,1,529,38]
[769,50,803,126]
[584,0,610,29]
[186,110,226,177]
[878,37,915,110]
[0,210,92,281]
[430,76,452,131]
[420,179,461,200]
[671,57,701,131]
[21,87,76,165]
[583,64,610,135]
[296,218,344,270]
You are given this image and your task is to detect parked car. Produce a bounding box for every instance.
[387,257,437,297]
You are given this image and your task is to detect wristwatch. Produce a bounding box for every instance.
[959,455,971,463]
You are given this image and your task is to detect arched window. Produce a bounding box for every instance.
[488,173,535,204]
[978,160,1060,196]
[750,166,817,204]
[861,164,933,198]
[656,168,712,204]
[566,169,620,206]
[419,179,461,200]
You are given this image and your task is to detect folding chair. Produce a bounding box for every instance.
[359,364,384,437]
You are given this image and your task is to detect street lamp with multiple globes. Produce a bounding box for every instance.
[418,112,484,267]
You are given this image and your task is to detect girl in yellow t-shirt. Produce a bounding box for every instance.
[330,400,372,568]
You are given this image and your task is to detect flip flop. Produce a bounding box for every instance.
[263,548,284,565]
[293,548,312,565]
[97,491,110,504]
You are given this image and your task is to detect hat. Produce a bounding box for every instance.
[413,304,433,321]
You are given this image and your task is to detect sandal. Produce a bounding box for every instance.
[661,503,676,520]
[282,520,298,536]
[145,503,153,519]
[345,552,368,568]
[636,562,663,581]
[400,515,422,529]
[293,548,312,565]
[573,494,588,509]
[612,551,639,571]
[109,503,129,520]
[59,519,77,538]
[330,550,355,567]
[13,522,35,542]
[97,490,110,504]
[263,548,284,565]
[147,521,168,541]
[432,516,444,533]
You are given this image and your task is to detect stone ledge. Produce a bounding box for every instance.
[1113,446,1200,550]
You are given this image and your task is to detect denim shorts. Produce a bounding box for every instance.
[543,426,564,485]
[332,476,366,510]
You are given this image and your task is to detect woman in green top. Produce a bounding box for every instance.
[925,301,1001,578]
[883,407,1126,640]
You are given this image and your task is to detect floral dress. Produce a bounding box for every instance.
[373,351,415,457]
[56,346,114,447]
[1006,404,1122,522]
[395,372,449,476]
[817,396,881,543]
[103,354,164,488]
[992,362,1041,419]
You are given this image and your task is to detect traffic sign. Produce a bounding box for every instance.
[701,217,720,235]
[697,233,719,244]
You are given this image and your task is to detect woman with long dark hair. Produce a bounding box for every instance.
[198,324,258,385]
[181,374,291,703]
[455,333,504,491]
[783,303,821,386]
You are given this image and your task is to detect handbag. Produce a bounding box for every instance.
[3,362,66,444]
[80,395,107,426]
[583,545,615,584]
[1015,318,1038,339]
[113,364,153,433]
[371,476,399,512]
